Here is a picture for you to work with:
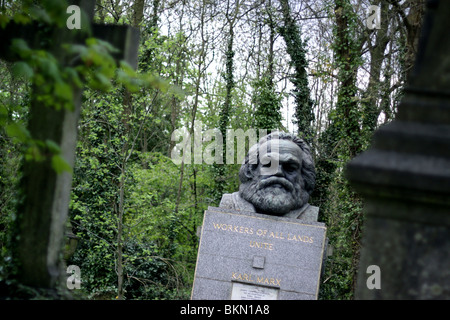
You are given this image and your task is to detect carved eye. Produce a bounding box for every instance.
[260,156,272,167]
[284,164,298,173]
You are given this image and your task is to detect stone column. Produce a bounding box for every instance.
[346,0,450,299]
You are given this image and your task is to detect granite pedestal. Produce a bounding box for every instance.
[191,207,327,300]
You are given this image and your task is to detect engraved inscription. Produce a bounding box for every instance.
[231,272,281,287]
[211,221,315,251]
[249,240,273,250]
[231,282,279,300]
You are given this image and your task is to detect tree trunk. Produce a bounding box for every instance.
[388,0,426,83]
[279,0,314,142]
[362,0,390,132]
[132,0,145,28]
[213,22,234,202]
[334,0,361,158]
[116,0,146,300]
[175,2,207,213]
[267,0,274,85]
[116,167,125,300]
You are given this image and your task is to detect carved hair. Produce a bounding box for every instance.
[239,131,316,196]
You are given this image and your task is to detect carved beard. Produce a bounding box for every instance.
[240,176,305,215]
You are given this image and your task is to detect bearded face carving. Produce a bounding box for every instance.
[237,133,316,216]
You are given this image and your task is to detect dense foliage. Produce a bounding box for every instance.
[0,0,424,299]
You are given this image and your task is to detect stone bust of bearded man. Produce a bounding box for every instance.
[219,132,319,222]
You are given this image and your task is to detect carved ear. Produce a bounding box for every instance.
[245,163,258,179]
[239,162,257,183]
[239,145,259,182]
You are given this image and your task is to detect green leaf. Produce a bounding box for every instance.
[91,73,111,91]
[52,154,73,174]
[45,139,61,154]
[10,39,31,58]
[119,61,136,76]
[41,58,60,81]
[0,104,7,126]
[85,38,98,47]
[96,39,119,54]
[13,13,31,25]
[54,81,73,101]
[5,123,30,142]
[25,144,43,162]
[0,14,10,29]
[12,62,34,79]
[62,66,83,88]
[28,6,51,24]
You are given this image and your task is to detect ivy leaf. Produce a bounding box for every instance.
[13,13,31,25]
[41,58,60,81]
[45,139,61,154]
[51,154,73,174]
[96,38,119,54]
[12,61,34,79]
[54,81,73,101]
[10,39,31,58]
[0,104,8,126]
[0,14,10,28]
[28,6,51,24]
[5,122,30,142]
[90,73,112,91]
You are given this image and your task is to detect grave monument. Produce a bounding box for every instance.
[346,0,450,299]
[191,132,327,300]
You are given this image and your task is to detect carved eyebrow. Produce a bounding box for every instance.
[262,154,300,166]
[282,157,300,167]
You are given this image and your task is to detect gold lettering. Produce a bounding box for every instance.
[286,233,314,244]
[256,229,268,237]
[232,273,256,283]
[269,231,285,239]
[229,274,281,287]
[300,235,313,243]
[249,240,274,250]
[212,222,255,235]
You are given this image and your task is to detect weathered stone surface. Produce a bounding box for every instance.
[346,0,450,299]
[220,132,317,219]
[191,207,326,300]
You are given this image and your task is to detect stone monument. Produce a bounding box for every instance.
[219,132,319,222]
[191,132,327,300]
[346,0,450,299]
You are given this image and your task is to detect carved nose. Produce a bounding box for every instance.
[274,165,284,177]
